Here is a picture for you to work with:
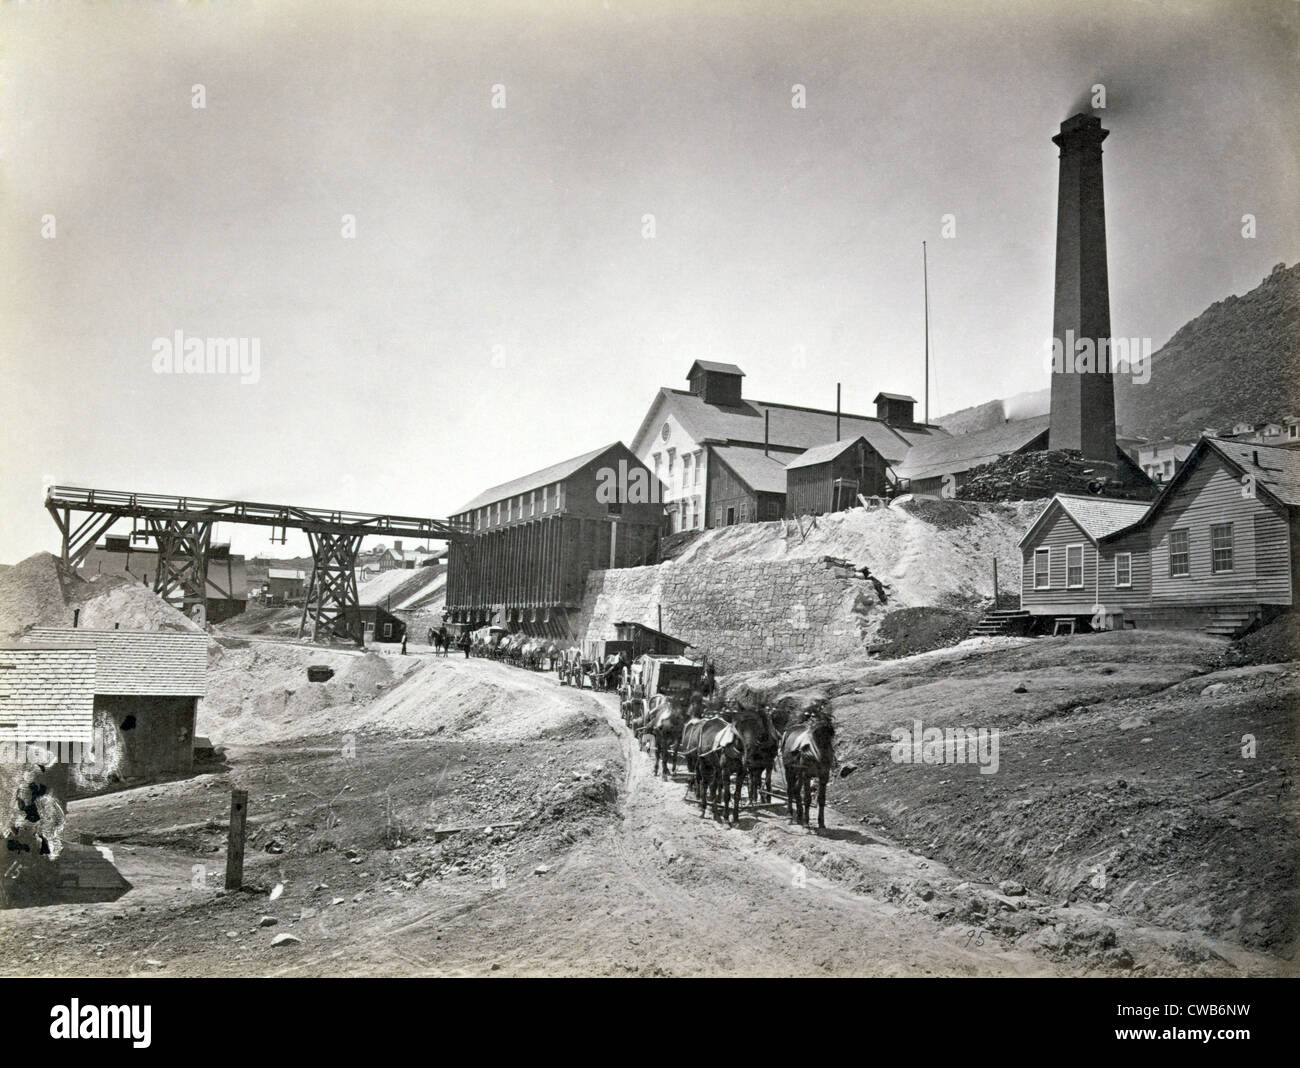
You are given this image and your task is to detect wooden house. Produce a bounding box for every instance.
[1018,438,1300,635]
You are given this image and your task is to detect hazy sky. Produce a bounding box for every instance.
[2,0,1296,560]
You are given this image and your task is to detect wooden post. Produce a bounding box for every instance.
[225,789,248,890]
[992,557,1000,606]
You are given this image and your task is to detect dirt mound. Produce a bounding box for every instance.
[0,552,73,638]
[200,644,418,745]
[896,497,977,529]
[869,606,975,658]
[1235,613,1299,665]
[0,552,200,639]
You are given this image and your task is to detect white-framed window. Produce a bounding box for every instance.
[694,451,703,485]
[1211,522,1234,573]
[529,490,536,516]
[667,448,676,480]
[1115,551,1132,589]
[1169,528,1190,577]
[682,453,692,487]
[506,497,512,522]
[1066,544,1084,589]
[1033,547,1051,590]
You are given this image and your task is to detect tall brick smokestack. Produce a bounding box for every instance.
[1048,113,1116,460]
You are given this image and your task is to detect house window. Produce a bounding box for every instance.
[1115,552,1132,589]
[1169,529,1190,577]
[1066,545,1084,589]
[1211,522,1234,573]
[667,448,676,481]
[540,488,547,514]
[529,490,536,517]
[726,506,736,526]
[695,496,703,529]
[1033,548,1050,590]
[506,498,512,522]
[608,501,622,516]
[682,453,692,487]
[383,623,392,638]
[694,451,703,485]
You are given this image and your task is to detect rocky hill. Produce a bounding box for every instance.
[937,262,1300,442]
[1114,262,1300,441]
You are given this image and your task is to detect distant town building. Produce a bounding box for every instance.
[265,568,308,603]
[1138,441,1196,482]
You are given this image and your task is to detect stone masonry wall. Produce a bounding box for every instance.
[577,556,873,674]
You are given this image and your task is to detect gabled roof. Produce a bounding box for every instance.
[786,436,869,471]
[711,445,791,495]
[632,388,945,465]
[0,644,96,744]
[1018,494,1152,548]
[1208,438,1300,507]
[896,415,1050,482]
[873,391,917,404]
[1130,438,1300,528]
[24,628,207,697]
[453,442,625,516]
[687,360,744,377]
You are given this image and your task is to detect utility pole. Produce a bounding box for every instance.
[923,240,931,425]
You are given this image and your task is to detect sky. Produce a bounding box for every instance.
[1,0,1296,561]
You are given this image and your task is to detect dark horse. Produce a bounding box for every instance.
[695,715,745,824]
[780,705,835,830]
[733,706,785,808]
[648,693,689,779]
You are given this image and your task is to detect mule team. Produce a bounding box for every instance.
[461,629,836,831]
[623,673,836,831]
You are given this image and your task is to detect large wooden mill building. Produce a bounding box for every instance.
[444,442,664,636]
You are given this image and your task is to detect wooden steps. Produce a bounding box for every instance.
[1204,609,1258,639]
[971,608,1030,637]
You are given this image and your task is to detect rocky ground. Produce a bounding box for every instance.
[1,637,1294,977]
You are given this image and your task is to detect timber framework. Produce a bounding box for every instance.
[45,485,469,643]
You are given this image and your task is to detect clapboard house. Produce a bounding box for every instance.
[444,442,664,635]
[1018,438,1300,634]
[25,628,207,781]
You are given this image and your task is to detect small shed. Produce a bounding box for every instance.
[25,628,207,781]
[784,436,877,518]
[612,621,692,658]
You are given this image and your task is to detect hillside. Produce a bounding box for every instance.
[1114,262,1300,440]
[936,262,1300,441]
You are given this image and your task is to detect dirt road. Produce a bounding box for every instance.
[0,653,1282,976]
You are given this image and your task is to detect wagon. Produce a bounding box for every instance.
[620,653,704,725]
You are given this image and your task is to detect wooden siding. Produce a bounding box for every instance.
[1019,506,1102,614]
[444,513,659,620]
[1147,450,1292,606]
[708,452,756,527]
[785,444,889,518]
